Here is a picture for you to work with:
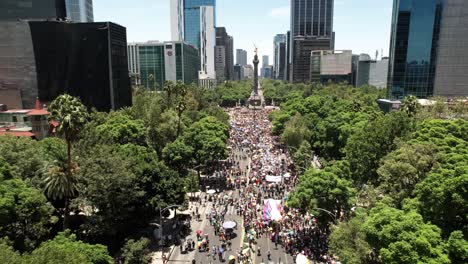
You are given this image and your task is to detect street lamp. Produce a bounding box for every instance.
[312,207,337,223]
[159,204,182,246]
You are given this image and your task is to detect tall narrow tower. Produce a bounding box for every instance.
[253,49,259,95]
[290,0,335,83]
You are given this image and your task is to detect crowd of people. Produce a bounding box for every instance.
[185,107,340,263]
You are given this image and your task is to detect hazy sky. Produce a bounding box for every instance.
[94,0,393,65]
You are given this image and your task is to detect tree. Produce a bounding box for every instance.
[25,231,112,264]
[400,95,420,117]
[182,117,229,180]
[363,204,450,264]
[281,113,311,150]
[291,140,313,175]
[329,210,373,264]
[0,178,55,251]
[288,168,355,224]
[344,111,414,186]
[75,144,141,242]
[376,143,438,207]
[162,139,194,174]
[47,94,89,229]
[121,238,152,264]
[447,231,468,264]
[173,81,188,137]
[0,135,44,184]
[95,113,146,145]
[0,241,22,264]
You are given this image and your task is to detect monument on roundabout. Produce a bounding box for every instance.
[248,46,264,109]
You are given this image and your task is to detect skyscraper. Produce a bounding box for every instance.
[170,0,216,87]
[262,55,269,68]
[65,0,94,22]
[0,20,131,111]
[236,49,247,66]
[433,0,468,97]
[0,0,67,21]
[290,0,335,83]
[387,0,443,99]
[215,27,234,82]
[273,34,287,80]
[127,43,140,85]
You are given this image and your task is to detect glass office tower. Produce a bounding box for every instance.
[388,0,443,99]
[0,0,67,21]
[65,0,94,22]
[290,0,335,83]
[183,0,216,48]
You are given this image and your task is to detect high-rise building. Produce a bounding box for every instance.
[311,50,355,85]
[127,43,140,85]
[290,0,335,83]
[65,0,94,22]
[0,21,131,111]
[215,27,234,82]
[233,64,244,81]
[170,0,216,87]
[369,57,389,89]
[261,66,274,79]
[262,55,269,68]
[0,0,67,21]
[243,65,254,80]
[433,0,468,97]
[236,49,247,66]
[387,0,443,99]
[355,54,372,87]
[285,30,291,81]
[134,41,200,90]
[215,45,226,82]
[273,34,287,80]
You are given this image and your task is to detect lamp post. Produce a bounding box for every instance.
[159,204,182,246]
[312,207,337,223]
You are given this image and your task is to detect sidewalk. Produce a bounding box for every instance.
[151,245,175,264]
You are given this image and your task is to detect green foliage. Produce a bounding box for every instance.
[47,94,88,230]
[329,210,372,264]
[363,204,450,264]
[288,168,355,224]
[376,143,438,207]
[291,140,313,175]
[0,136,44,183]
[281,113,311,149]
[410,119,468,237]
[0,178,55,251]
[76,144,142,240]
[447,231,468,263]
[344,111,414,185]
[0,157,14,181]
[48,94,89,144]
[0,242,22,264]
[95,113,146,145]
[121,238,152,264]
[182,116,229,169]
[26,231,112,264]
[211,81,251,106]
[162,139,194,173]
[400,95,420,117]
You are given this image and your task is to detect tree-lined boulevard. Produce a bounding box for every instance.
[0,80,467,264]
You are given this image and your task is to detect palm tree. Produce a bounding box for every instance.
[174,81,188,137]
[46,94,88,229]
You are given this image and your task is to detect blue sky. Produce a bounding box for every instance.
[94,0,393,65]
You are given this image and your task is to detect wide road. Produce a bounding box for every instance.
[168,106,295,264]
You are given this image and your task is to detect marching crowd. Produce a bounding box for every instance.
[189,107,340,263]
